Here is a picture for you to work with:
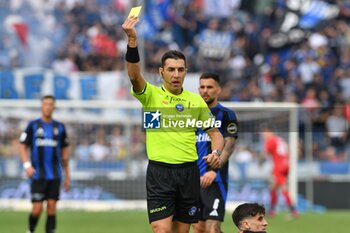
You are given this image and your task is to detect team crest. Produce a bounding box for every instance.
[54,127,59,136]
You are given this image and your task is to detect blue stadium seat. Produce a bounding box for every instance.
[75,161,126,172]
[319,162,349,174]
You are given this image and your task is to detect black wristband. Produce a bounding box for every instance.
[125,46,140,63]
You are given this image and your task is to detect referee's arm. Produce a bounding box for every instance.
[122,15,146,93]
[204,128,224,169]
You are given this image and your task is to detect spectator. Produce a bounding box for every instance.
[298,55,321,85]
[326,103,348,160]
[74,138,90,161]
[89,136,110,161]
[195,18,233,73]
[338,67,350,100]
[234,146,254,183]
[52,52,77,74]
[109,126,127,160]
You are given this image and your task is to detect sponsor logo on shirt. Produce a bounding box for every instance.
[35,138,58,147]
[196,133,211,142]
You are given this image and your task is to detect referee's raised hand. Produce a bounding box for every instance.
[122,14,145,92]
[203,152,220,169]
[122,16,139,46]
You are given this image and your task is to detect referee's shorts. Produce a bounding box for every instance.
[146,160,200,223]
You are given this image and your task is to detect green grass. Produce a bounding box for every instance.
[0,210,349,233]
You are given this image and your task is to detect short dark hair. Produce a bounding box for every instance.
[200,72,220,85]
[232,203,266,228]
[41,95,56,102]
[161,50,186,67]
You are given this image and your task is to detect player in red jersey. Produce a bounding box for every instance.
[260,124,298,218]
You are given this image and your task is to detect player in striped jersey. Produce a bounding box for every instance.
[20,95,70,233]
[193,73,238,233]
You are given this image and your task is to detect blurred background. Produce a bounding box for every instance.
[0,0,349,212]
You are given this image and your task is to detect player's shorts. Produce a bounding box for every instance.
[146,160,200,223]
[198,182,227,222]
[30,179,61,202]
[273,165,289,185]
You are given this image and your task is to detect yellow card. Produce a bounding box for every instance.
[128,6,142,18]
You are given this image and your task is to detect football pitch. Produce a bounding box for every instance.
[0,210,349,233]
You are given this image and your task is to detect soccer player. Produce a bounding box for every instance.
[122,16,224,233]
[260,124,298,217]
[20,95,70,233]
[193,72,238,233]
[232,203,268,233]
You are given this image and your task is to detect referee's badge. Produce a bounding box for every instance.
[175,103,184,112]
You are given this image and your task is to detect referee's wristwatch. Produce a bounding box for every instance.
[212,149,222,156]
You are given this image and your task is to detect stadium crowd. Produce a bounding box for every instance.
[0,116,146,162]
[0,0,349,161]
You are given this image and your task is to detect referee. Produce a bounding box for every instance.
[20,95,70,233]
[122,16,224,233]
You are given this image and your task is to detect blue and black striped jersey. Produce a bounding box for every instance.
[20,118,69,180]
[196,103,238,184]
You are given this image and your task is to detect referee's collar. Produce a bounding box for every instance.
[242,231,267,233]
[161,85,183,95]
